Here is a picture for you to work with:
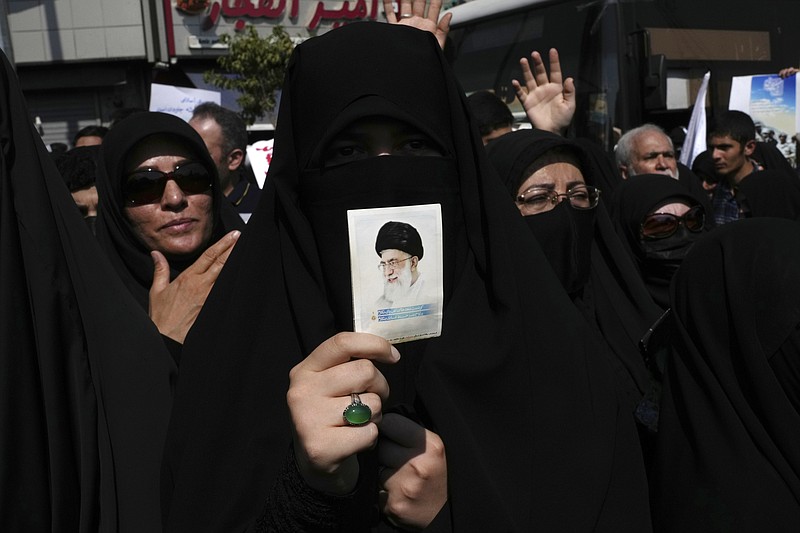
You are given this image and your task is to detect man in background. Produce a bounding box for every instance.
[190,102,261,221]
[73,125,108,148]
[707,110,762,225]
[616,124,679,179]
[467,91,514,145]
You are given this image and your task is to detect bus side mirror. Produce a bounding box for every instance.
[644,54,667,110]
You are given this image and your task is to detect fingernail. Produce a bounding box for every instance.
[231,230,241,239]
[390,346,401,361]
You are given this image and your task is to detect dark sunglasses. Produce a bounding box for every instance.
[123,161,213,206]
[640,205,705,239]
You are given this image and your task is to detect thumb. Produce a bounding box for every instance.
[150,250,171,294]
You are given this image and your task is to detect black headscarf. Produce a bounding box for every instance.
[737,169,800,221]
[0,50,173,531]
[610,174,709,310]
[573,136,624,194]
[652,218,800,531]
[677,162,715,218]
[487,129,662,409]
[95,111,243,308]
[753,140,798,177]
[163,23,651,532]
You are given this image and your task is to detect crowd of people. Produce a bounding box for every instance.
[3,0,800,531]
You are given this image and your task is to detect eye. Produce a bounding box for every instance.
[407,139,430,150]
[568,186,589,199]
[396,136,443,156]
[519,190,552,207]
[323,142,368,167]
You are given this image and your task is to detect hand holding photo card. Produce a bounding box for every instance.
[348,204,443,343]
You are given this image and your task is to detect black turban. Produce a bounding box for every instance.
[374,220,424,260]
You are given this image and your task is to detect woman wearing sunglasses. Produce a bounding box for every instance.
[96,111,244,345]
[610,174,711,311]
[487,129,663,433]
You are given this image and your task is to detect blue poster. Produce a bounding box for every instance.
[748,74,797,138]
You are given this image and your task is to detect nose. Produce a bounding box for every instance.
[160,179,188,209]
[655,154,667,169]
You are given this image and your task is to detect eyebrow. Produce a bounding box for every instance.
[129,158,192,173]
[642,151,674,158]
[525,182,555,190]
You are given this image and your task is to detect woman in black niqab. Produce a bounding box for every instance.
[610,174,711,310]
[652,218,800,531]
[164,22,651,531]
[486,129,663,419]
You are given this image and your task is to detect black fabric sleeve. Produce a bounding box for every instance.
[253,446,364,533]
[420,500,453,533]
[161,335,182,367]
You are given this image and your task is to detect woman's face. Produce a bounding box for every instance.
[515,162,586,216]
[651,202,690,217]
[122,137,214,260]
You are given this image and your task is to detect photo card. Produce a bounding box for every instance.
[348,204,444,344]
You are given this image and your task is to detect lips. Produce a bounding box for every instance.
[160,217,196,233]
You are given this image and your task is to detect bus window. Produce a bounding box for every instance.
[445,0,800,150]
[446,0,620,148]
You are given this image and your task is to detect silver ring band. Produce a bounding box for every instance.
[400,13,413,18]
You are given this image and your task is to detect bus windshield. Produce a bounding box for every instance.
[446,0,800,150]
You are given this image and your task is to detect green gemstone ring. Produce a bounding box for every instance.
[343,393,372,426]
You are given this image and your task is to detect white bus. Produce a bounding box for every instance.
[444,0,800,149]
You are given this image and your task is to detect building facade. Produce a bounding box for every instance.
[4,0,463,147]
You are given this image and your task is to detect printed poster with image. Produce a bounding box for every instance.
[729,74,799,137]
[348,204,443,344]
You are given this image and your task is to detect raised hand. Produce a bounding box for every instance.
[512,48,576,135]
[148,229,239,343]
[384,0,452,49]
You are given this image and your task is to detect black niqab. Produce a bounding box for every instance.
[164,23,651,531]
[487,129,662,406]
[610,174,708,310]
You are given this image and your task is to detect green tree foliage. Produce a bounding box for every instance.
[204,25,294,125]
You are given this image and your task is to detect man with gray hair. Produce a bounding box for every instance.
[615,123,679,179]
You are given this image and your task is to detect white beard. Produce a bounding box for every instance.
[383,264,413,304]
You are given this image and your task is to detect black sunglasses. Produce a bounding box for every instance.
[640,205,705,239]
[123,161,213,206]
